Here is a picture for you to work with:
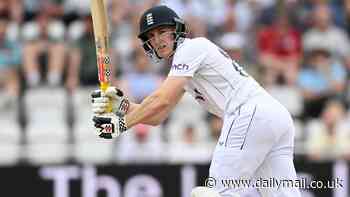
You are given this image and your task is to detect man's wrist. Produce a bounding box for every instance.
[119,116,128,133]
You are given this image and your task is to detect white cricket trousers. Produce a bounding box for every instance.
[209,92,301,197]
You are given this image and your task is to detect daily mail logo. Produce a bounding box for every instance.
[171,64,189,71]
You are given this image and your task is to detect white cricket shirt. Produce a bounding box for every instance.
[168,37,265,118]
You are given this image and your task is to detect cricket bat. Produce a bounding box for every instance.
[90,0,112,112]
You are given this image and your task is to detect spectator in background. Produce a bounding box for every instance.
[298,48,346,119]
[222,0,257,33]
[0,0,23,42]
[119,48,162,103]
[66,15,99,91]
[345,0,350,36]
[0,12,21,108]
[344,67,350,109]
[295,0,346,30]
[207,114,223,144]
[3,0,23,21]
[218,32,246,62]
[168,122,213,163]
[22,10,66,87]
[303,3,350,61]
[23,0,64,21]
[115,124,165,164]
[341,0,350,108]
[305,100,350,161]
[178,0,209,39]
[163,0,208,38]
[185,14,207,38]
[217,32,260,78]
[110,0,136,75]
[257,12,302,86]
[42,0,65,20]
[63,0,91,19]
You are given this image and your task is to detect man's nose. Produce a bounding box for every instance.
[153,34,162,44]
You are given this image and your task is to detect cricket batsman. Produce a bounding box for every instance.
[91,5,301,197]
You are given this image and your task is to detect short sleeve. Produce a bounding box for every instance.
[168,38,208,77]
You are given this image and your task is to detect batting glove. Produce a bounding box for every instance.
[93,113,127,139]
[91,87,130,116]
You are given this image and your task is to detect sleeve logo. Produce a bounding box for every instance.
[171,64,189,71]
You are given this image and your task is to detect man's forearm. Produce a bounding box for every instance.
[128,102,141,114]
[125,93,171,128]
[123,77,187,129]
[122,96,168,127]
[127,100,174,126]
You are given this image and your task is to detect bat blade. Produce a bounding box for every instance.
[90,0,111,92]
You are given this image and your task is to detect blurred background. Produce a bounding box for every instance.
[0,0,350,197]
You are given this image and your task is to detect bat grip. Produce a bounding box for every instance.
[100,81,109,93]
[100,82,113,113]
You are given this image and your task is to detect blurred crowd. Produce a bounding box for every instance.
[1,0,350,165]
